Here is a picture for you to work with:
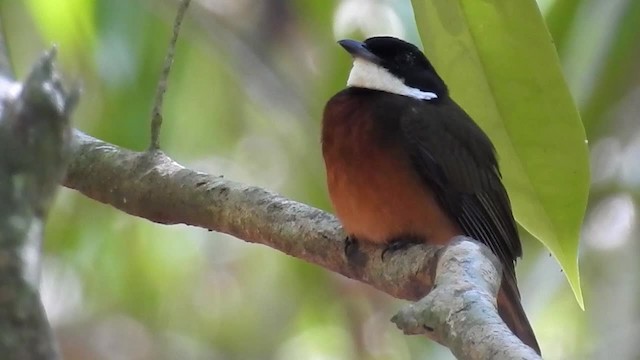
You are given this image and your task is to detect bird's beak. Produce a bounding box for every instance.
[338,39,381,64]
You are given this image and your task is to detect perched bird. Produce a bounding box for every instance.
[321,36,540,354]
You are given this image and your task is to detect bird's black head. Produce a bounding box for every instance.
[338,36,448,100]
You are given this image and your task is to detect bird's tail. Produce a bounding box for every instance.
[497,276,541,355]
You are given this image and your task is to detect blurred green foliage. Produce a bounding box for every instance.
[1,0,640,359]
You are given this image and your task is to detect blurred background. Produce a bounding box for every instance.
[1,0,639,359]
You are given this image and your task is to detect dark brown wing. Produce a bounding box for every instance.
[401,97,542,354]
[399,97,522,286]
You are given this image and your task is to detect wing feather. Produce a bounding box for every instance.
[401,99,522,285]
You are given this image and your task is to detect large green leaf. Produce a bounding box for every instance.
[411,0,589,308]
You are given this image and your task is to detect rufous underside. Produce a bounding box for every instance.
[322,95,460,245]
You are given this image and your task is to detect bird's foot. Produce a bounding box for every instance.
[344,235,359,259]
[344,235,367,268]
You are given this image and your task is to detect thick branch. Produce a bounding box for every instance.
[64,131,437,300]
[392,239,540,359]
[0,50,76,360]
[63,133,540,359]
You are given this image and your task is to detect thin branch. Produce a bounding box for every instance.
[63,131,540,359]
[149,0,191,150]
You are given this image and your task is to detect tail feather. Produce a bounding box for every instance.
[497,276,541,355]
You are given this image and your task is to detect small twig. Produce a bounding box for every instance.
[149,0,191,151]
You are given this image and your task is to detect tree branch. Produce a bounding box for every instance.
[64,130,438,300]
[392,239,540,359]
[149,0,191,150]
[0,49,77,360]
[63,131,540,359]
[57,2,540,358]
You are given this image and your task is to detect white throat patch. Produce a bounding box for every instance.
[346,58,438,100]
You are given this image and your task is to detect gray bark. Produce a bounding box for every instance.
[63,132,541,359]
[0,49,77,360]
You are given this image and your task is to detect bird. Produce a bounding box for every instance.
[321,36,540,354]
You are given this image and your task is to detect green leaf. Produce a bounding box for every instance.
[411,0,589,308]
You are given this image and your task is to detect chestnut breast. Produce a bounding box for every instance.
[321,89,460,244]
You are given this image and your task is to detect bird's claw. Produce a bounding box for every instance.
[344,235,359,259]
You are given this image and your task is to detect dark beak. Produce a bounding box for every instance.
[338,39,381,64]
